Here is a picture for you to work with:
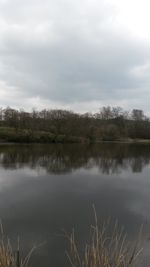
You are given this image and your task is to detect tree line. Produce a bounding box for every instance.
[0,106,150,142]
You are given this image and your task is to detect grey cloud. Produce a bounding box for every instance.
[0,0,150,111]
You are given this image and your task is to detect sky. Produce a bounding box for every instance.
[0,0,150,113]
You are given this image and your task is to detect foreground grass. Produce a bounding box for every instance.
[0,240,35,267]
[0,214,143,267]
[0,224,36,267]
[66,210,143,267]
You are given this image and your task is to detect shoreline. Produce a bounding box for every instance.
[0,138,150,145]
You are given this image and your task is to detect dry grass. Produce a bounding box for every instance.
[0,212,143,267]
[0,223,37,267]
[66,208,143,267]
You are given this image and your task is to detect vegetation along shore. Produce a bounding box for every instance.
[0,106,150,143]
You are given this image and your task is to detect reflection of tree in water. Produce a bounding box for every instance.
[0,143,150,174]
[130,156,150,173]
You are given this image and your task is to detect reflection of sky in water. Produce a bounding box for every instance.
[0,144,149,266]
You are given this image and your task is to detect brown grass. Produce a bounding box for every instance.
[0,223,37,267]
[0,213,143,267]
[66,208,143,267]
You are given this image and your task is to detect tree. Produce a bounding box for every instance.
[131,109,144,121]
[100,106,113,120]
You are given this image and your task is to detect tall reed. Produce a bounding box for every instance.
[0,224,37,267]
[66,208,143,267]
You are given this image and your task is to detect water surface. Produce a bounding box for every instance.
[0,143,149,266]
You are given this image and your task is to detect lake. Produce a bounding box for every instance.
[0,143,150,266]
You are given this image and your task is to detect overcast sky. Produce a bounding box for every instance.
[0,0,150,113]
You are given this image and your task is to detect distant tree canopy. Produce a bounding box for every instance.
[0,106,149,143]
[131,109,145,121]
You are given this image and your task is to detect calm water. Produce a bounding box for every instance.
[0,143,150,266]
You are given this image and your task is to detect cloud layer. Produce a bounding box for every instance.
[0,0,150,112]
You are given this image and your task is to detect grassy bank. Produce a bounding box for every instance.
[0,127,89,144]
[0,127,150,144]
